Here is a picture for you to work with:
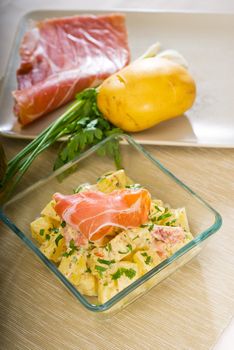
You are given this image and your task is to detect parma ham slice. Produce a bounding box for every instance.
[53,189,151,241]
[13,14,130,125]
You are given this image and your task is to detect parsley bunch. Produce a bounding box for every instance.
[0,88,122,201]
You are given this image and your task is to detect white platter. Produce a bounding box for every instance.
[0,10,234,147]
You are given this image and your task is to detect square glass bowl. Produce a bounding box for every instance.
[0,134,222,317]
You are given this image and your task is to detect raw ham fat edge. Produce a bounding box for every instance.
[13,14,130,125]
[53,189,151,241]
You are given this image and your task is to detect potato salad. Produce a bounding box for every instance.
[30,170,193,304]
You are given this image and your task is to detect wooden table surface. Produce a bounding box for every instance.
[0,1,234,350]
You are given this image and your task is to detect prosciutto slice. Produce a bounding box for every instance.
[53,189,151,241]
[13,14,130,125]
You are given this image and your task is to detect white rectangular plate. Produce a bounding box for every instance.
[0,10,234,147]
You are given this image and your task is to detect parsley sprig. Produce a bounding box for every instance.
[0,88,122,201]
[54,90,122,170]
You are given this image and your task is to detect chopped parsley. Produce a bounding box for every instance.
[145,256,152,265]
[126,244,132,252]
[141,252,153,265]
[118,247,131,255]
[132,235,139,241]
[69,239,77,251]
[118,250,129,254]
[157,212,172,221]
[95,265,107,277]
[73,185,83,194]
[140,223,154,231]
[104,242,112,252]
[61,221,66,228]
[141,252,148,257]
[169,219,177,226]
[103,281,108,286]
[45,234,50,241]
[97,172,113,182]
[86,267,91,273]
[49,227,59,234]
[147,223,154,232]
[63,252,70,258]
[111,268,136,280]
[125,184,142,190]
[39,229,45,236]
[111,269,122,280]
[97,258,115,266]
[55,234,63,246]
[118,244,133,255]
[73,183,92,194]
[154,204,162,212]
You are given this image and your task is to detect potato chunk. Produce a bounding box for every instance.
[77,273,98,296]
[41,200,61,223]
[58,252,86,285]
[133,250,161,276]
[112,261,139,291]
[98,279,118,304]
[96,170,130,193]
[40,231,66,263]
[97,261,139,304]
[173,207,190,232]
[30,216,53,244]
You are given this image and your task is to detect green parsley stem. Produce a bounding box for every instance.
[0,88,123,203]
